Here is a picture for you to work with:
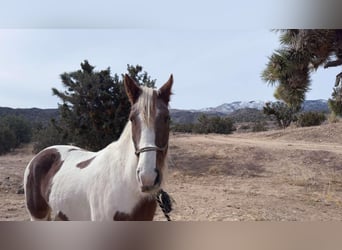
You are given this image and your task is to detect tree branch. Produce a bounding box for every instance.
[335,72,342,87]
[324,58,342,68]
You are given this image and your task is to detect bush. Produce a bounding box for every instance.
[263,102,296,129]
[193,115,234,134]
[32,121,69,153]
[171,123,194,133]
[252,121,267,132]
[296,112,326,127]
[0,115,32,155]
[171,115,234,134]
[0,125,16,154]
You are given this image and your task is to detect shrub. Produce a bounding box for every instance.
[193,115,234,134]
[252,121,267,132]
[263,101,296,129]
[296,112,326,127]
[0,125,16,154]
[171,115,234,134]
[0,115,32,155]
[32,121,69,153]
[171,123,194,133]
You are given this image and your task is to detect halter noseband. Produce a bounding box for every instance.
[135,145,168,156]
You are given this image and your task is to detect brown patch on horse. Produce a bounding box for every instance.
[113,197,157,221]
[113,211,131,221]
[154,97,171,179]
[55,211,69,221]
[25,148,64,219]
[76,156,96,169]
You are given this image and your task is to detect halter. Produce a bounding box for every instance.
[135,145,173,221]
[135,144,168,156]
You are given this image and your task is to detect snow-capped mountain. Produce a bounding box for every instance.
[200,100,268,114]
[301,99,329,112]
[170,99,329,124]
[199,99,329,114]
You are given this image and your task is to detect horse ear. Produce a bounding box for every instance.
[124,74,141,105]
[158,74,173,104]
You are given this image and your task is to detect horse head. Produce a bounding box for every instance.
[124,74,173,193]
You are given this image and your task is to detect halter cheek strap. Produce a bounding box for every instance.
[135,145,168,156]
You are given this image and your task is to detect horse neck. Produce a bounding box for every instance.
[103,122,138,185]
[116,121,135,156]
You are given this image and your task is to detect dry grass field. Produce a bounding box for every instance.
[1,122,342,221]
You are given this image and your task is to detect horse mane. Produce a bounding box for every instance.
[136,86,156,128]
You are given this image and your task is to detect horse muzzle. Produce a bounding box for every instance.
[137,168,161,193]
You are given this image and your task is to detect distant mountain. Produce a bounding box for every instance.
[0,100,329,126]
[301,99,329,112]
[171,99,329,124]
[0,107,59,125]
[201,100,266,113]
[200,99,329,114]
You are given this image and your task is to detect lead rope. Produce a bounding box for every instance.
[156,189,173,221]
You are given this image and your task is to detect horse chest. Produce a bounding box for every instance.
[113,197,157,221]
[88,182,156,221]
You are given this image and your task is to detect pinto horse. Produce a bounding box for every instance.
[24,74,173,221]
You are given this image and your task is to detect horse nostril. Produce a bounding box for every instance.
[136,168,141,182]
[154,169,160,186]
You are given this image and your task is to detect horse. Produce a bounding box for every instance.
[23,74,173,221]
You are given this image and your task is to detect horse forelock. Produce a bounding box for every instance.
[136,86,156,128]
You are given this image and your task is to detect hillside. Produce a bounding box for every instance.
[0,107,59,125]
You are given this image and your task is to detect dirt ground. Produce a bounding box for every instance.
[1,122,342,221]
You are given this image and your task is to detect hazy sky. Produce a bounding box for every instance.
[0,1,341,110]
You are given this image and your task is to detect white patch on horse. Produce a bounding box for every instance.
[136,121,158,189]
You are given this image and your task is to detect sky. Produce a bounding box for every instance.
[0,1,341,110]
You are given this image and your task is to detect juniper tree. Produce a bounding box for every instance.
[52,61,156,150]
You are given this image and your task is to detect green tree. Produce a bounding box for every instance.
[262,30,342,109]
[52,61,156,151]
